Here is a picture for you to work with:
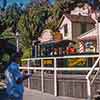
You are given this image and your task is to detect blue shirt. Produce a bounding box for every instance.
[5,62,24,98]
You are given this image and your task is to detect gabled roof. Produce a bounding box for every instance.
[57,14,96,29]
[64,14,96,24]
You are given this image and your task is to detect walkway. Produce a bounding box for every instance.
[24,88,85,100]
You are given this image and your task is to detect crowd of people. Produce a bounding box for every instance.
[37,44,77,57]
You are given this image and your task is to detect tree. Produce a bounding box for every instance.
[5,3,23,32]
[18,4,51,48]
[0,3,24,35]
[18,15,31,49]
[0,14,7,33]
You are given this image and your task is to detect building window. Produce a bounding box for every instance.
[81,23,87,34]
[64,24,68,36]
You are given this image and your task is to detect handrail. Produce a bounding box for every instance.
[90,68,100,85]
[21,54,100,99]
[86,57,100,100]
[86,57,100,78]
[21,54,99,61]
[20,67,100,71]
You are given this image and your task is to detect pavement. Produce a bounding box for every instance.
[24,88,85,100]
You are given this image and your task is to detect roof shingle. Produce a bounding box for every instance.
[65,14,96,24]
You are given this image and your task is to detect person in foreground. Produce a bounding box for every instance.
[5,52,31,100]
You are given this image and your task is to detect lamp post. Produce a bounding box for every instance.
[16,32,19,52]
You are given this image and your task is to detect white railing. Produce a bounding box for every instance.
[86,57,100,100]
[20,54,99,97]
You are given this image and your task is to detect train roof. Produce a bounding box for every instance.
[38,39,76,47]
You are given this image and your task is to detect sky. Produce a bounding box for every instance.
[0,0,57,8]
[7,0,56,5]
[7,0,32,5]
[0,0,32,7]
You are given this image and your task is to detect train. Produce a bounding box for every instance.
[32,39,98,69]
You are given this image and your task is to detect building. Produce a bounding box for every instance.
[58,14,95,42]
[70,3,100,53]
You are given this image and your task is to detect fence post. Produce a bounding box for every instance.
[27,59,31,89]
[54,58,57,96]
[41,59,44,93]
[87,78,91,100]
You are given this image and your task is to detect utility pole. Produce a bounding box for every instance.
[16,32,19,52]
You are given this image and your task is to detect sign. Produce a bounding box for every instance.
[66,58,86,67]
[43,59,53,67]
[43,59,53,65]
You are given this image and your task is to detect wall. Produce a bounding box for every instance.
[72,22,95,41]
[59,15,72,40]
[24,73,100,99]
[86,23,95,32]
[72,22,81,41]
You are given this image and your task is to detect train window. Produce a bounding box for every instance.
[32,40,76,58]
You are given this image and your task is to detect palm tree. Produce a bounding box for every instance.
[18,4,51,48]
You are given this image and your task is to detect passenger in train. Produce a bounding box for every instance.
[53,48,58,56]
[58,47,63,56]
[67,43,76,54]
[50,48,54,56]
[67,46,76,54]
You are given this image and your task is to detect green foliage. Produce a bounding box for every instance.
[0,52,13,71]
[18,5,52,48]
[18,15,32,49]
[1,53,10,64]
[22,48,32,59]
[0,32,15,39]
